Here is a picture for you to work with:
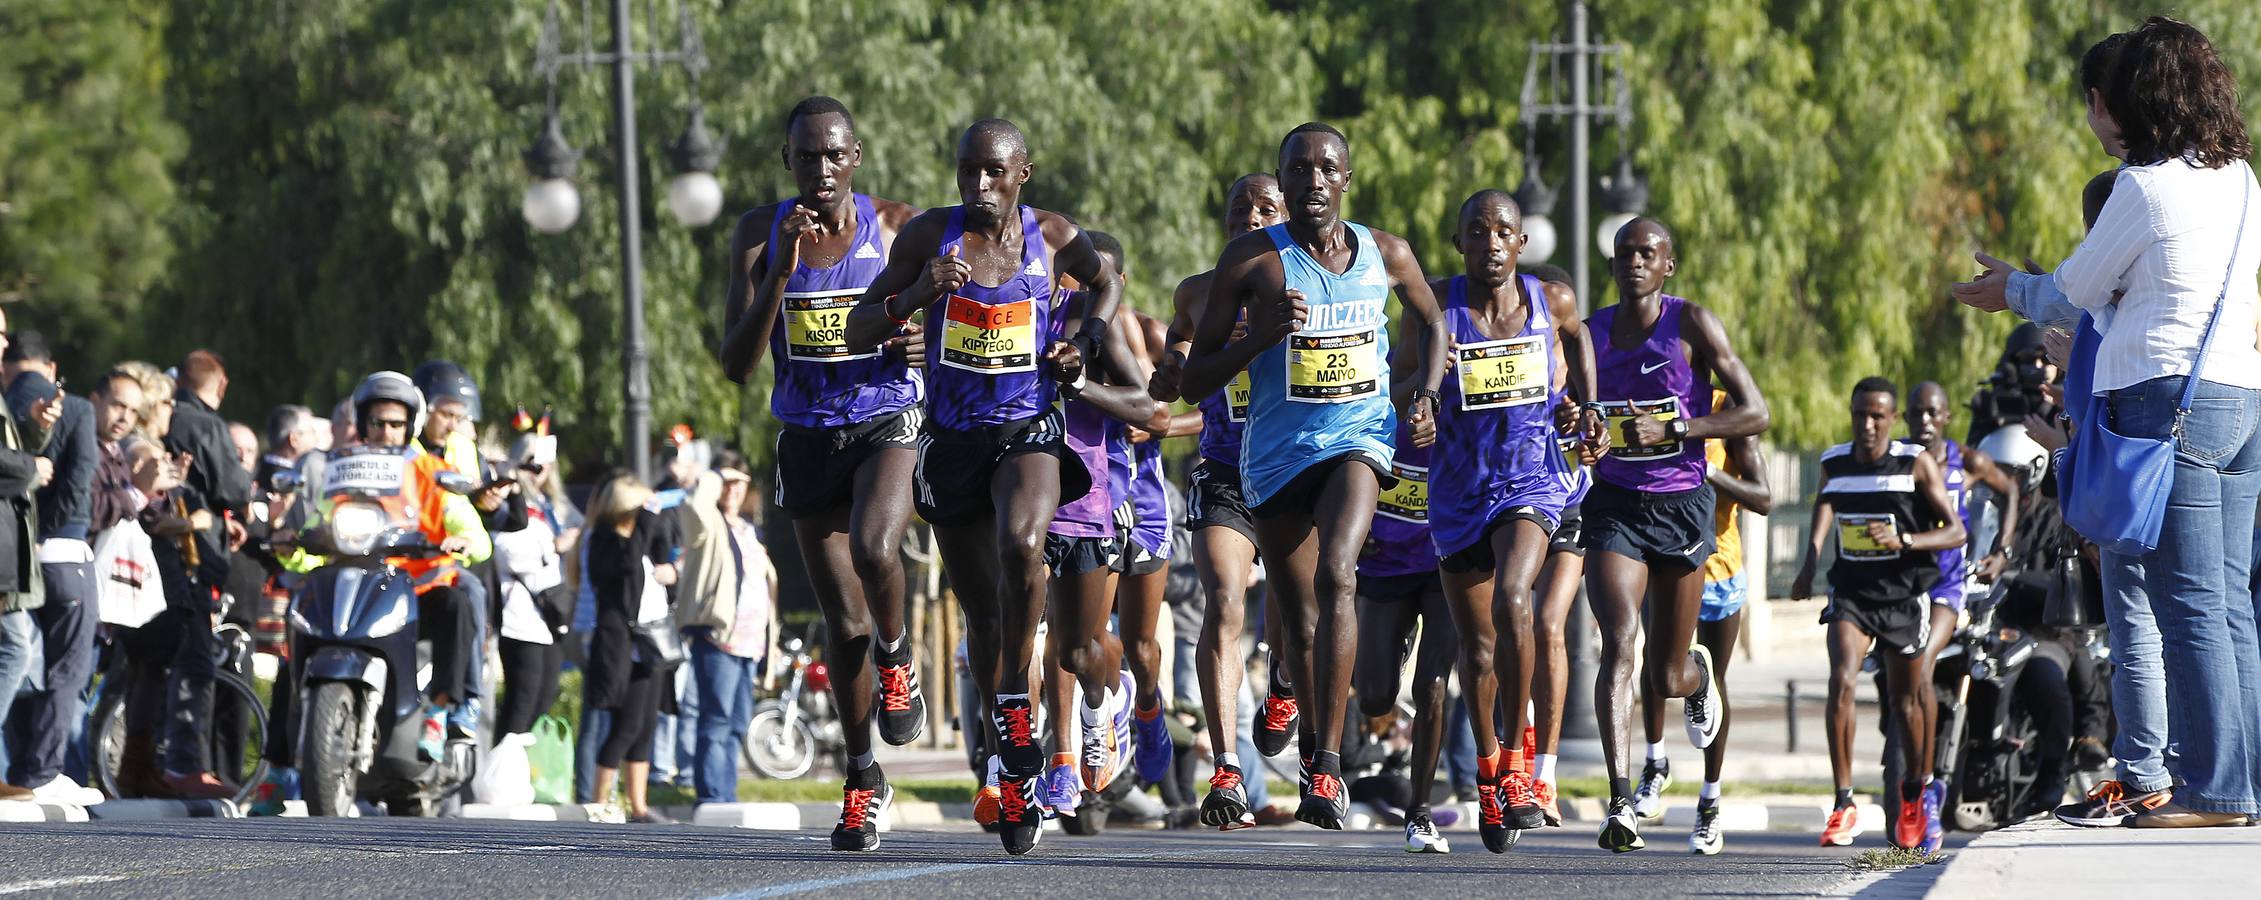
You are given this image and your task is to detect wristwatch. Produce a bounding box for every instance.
[1667,417,1692,442]
[1413,388,1442,412]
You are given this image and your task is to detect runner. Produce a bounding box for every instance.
[714,96,930,852]
[1790,377,1965,855]
[1178,122,1450,830]
[1110,305,1201,790]
[1351,411,1456,853]
[1583,217,1769,852]
[1425,190,1600,853]
[845,118,1122,856]
[1523,262,1588,828]
[1633,388,1773,855]
[1145,173,1290,830]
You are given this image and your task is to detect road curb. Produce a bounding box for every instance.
[86,799,241,821]
[0,802,90,823]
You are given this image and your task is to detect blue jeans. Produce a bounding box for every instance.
[2107,376,2261,814]
[690,635,757,805]
[575,706,612,804]
[7,562,97,786]
[0,611,37,756]
[2097,553,2174,792]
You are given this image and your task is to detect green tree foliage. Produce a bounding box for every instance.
[7,0,2255,462]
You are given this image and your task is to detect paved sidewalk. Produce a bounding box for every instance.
[1925,819,2261,897]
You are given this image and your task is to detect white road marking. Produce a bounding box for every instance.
[709,863,983,899]
[0,874,138,895]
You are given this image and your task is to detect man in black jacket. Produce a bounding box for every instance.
[2,332,105,803]
[165,350,252,587]
[0,314,57,802]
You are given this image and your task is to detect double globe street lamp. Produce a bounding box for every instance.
[519,0,722,480]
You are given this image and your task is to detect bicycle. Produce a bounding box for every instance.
[87,601,272,805]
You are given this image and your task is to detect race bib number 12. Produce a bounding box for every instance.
[941,296,1037,374]
[1287,329,1380,402]
[783,289,873,362]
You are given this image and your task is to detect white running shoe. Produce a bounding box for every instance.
[1685,645,1723,750]
[1598,797,1645,853]
[1690,802,1724,855]
[1404,811,1451,853]
[1633,757,1672,820]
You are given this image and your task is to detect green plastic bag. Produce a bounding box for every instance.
[528,715,575,806]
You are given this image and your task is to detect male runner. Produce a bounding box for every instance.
[717,97,929,852]
[845,118,1121,856]
[1634,388,1772,855]
[1791,377,1965,855]
[1145,173,1291,829]
[1584,217,1769,852]
[1351,412,1455,853]
[1179,122,1450,830]
[1110,306,1200,789]
[1524,262,1588,827]
[1426,191,1599,853]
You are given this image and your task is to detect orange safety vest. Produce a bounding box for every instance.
[402,451,462,593]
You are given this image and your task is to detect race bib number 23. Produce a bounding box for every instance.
[1287,329,1380,403]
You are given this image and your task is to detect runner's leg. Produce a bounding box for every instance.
[1308,463,1381,757]
[1824,618,1873,795]
[1588,551,1650,793]
[1195,528,1257,756]
[994,451,1065,698]
[1698,613,1742,786]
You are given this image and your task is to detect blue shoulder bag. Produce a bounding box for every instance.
[2061,173,2250,554]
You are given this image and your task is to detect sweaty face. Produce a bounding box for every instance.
[1905,387,1949,446]
[956,132,1028,226]
[786,114,858,205]
[1456,200,1525,286]
[96,380,143,443]
[1225,179,1286,237]
[1852,391,1897,453]
[1277,133,1350,226]
[1610,223,1675,299]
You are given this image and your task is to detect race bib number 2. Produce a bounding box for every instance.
[1287,329,1380,403]
[1457,336,1547,411]
[1597,397,1682,461]
[1376,462,1429,523]
[941,296,1037,374]
[783,289,873,362]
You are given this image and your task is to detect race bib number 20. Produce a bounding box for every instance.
[1287,329,1380,403]
[941,296,1037,374]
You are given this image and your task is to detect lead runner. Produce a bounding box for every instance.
[1178,122,1450,829]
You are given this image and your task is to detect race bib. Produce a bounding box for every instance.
[1837,513,1903,562]
[1457,336,1547,411]
[1596,397,1682,461]
[1286,329,1381,403]
[941,295,1037,374]
[1227,371,1252,423]
[1376,462,1429,523]
[782,289,874,362]
[1558,434,1583,471]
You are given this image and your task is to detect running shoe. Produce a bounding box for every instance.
[1133,701,1175,786]
[992,695,1043,777]
[1500,770,1546,830]
[1535,778,1562,827]
[972,755,1003,827]
[1520,726,1537,772]
[997,772,1043,855]
[1892,787,1925,849]
[1045,757,1082,816]
[1296,760,1349,830]
[2054,779,2170,828]
[1476,781,1515,853]
[1919,779,1946,855]
[1598,796,1645,853]
[831,767,893,851]
[1405,810,1450,854]
[1820,804,1863,846]
[1080,706,1120,793]
[1200,764,1255,830]
[1256,686,1300,757]
[447,697,481,743]
[875,644,927,746]
[1685,645,1722,749]
[1689,801,1724,856]
[1633,757,1673,820]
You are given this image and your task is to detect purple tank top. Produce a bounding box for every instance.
[1588,294,1713,493]
[1051,397,1116,539]
[924,206,1062,431]
[1932,440,1969,600]
[1362,413,1438,578]
[764,193,923,429]
[1130,438,1169,555]
[1196,311,1251,467]
[1429,276,1572,558]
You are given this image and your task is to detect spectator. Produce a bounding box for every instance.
[164,351,251,593]
[581,471,673,824]
[677,450,778,806]
[0,313,58,803]
[227,423,258,476]
[114,362,175,451]
[494,428,580,745]
[2,331,104,805]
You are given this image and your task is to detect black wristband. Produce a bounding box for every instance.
[1414,388,1442,410]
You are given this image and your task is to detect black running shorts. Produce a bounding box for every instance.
[1438,506,1559,575]
[1550,504,1586,557]
[914,410,1092,528]
[1044,533,1122,578]
[774,408,922,518]
[1186,458,1258,545]
[1248,451,1394,522]
[1581,481,1715,569]
[1821,594,1932,658]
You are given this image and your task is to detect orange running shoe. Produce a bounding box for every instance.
[1535,778,1562,827]
[1820,804,1863,847]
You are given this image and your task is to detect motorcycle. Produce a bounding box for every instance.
[287,446,475,817]
[743,634,844,780]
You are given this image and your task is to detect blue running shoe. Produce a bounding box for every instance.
[1920,779,1947,855]
[1044,758,1082,816]
[1133,701,1175,786]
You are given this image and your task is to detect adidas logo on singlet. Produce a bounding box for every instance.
[854,243,880,259]
[1023,258,1048,278]
[1357,270,1386,287]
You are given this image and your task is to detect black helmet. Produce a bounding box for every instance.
[411,360,482,422]
[351,371,426,437]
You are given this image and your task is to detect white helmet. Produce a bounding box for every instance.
[350,370,427,439]
[1977,423,2049,494]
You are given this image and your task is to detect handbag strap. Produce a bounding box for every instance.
[2174,162,2254,434]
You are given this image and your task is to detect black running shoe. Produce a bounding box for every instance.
[1200,764,1255,830]
[1295,763,1349,830]
[997,771,1043,856]
[1256,657,1299,757]
[1599,797,1646,853]
[875,644,926,746]
[992,695,1043,778]
[830,765,892,851]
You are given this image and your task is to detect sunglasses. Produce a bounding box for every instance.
[370,418,411,430]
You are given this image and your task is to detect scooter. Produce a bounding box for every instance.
[743,634,844,780]
[288,446,475,817]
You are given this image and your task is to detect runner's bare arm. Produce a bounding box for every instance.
[845,212,949,353]
[1148,272,1210,402]
[1378,231,1446,447]
[1710,432,1773,515]
[1790,496,1834,601]
[1071,382,1169,434]
[1681,302,1770,441]
[1962,447,2020,564]
[1182,232,1287,402]
[1890,453,1967,553]
[718,205,781,383]
[1047,216,1123,371]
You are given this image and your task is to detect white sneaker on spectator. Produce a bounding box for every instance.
[28,775,104,807]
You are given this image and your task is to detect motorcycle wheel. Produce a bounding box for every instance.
[303,683,362,817]
[88,689,128,800]
[745,704,817,781]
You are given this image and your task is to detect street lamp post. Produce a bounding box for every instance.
[522,0,722,482]
[1512,0,1647,741]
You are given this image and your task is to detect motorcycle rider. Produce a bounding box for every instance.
[282,372,490,759]
[410,361,501,741]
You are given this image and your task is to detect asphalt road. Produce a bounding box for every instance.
[0,819,1951,899]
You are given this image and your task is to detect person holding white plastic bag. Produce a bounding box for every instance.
[483,423,581,804]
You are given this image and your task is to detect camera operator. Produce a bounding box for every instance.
[1966,324,2060,447]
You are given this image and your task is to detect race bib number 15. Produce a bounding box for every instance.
[941,296,1037,374]
[1287,329,1380,403]
[1457,336,1547,411]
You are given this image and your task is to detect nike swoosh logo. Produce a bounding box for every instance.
[1640,360,1671,375]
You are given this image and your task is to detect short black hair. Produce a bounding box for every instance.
[1277,121,1349,169]
[2079,32,2128,95]
[712,448,750,477]
[785,96,853,134]
[2081,170,2118,230]
[962,118,1029,163]
[1085,230,1126,277]
[1458,189,1522,229]
[1523,263,1573,286]
[2,330,50,364]
[1852,375,1899,403]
